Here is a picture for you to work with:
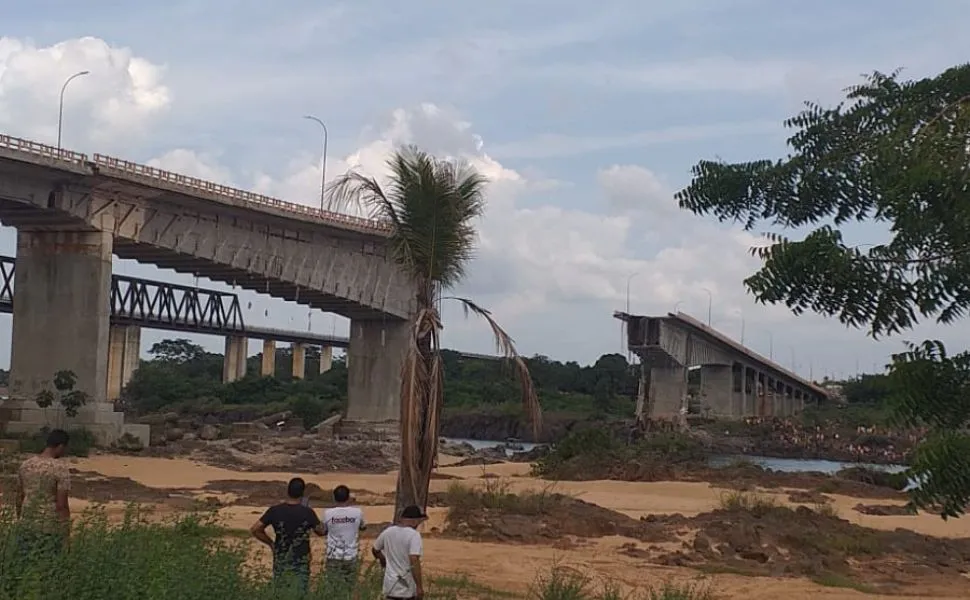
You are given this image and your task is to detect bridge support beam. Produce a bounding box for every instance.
[261,340,276,377]
[223,336,247,382]
[291,343,306,379]
[341,319,409,438]
[700,365,735,419]
[646,366,686,420]
[106,325,141,403]
[319,346,333,374]
[4,230,148,446]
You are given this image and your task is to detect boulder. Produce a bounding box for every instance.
[164,428,185,442]
[199,424,220,441]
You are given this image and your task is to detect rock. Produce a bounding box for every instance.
[183,433,198,441]
[283,438,312,450]
[149,433,167,447]
[164,428,184,442]
[114,433,144,452]
[257,411,292,426]
[439,440,477,457]
[232,440,262,454]
[853,503,915,516]
[199,425,220,441]
[692,532,712,553]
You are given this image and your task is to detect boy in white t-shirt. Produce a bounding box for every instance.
[322,485,366,584]
[372,505,426,600]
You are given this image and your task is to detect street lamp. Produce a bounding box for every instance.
[625,272,639,314]
[303,115,329,209]
[57,70,90,149]
[700,287,712,325]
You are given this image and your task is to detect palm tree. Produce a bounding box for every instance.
[326,145,542,510]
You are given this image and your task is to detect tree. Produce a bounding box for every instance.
[326,146,541,511]
[676,65,970,517]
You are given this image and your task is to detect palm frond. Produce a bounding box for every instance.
[444,296,543,439]
[324,171,401,225]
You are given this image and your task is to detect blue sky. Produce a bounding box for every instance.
[0,0,968,379]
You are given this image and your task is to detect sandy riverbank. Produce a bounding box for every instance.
[41,453,967,599]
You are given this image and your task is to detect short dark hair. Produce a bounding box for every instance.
[287,477,306,499]
[46,429,69,449]
[333,485,350,503]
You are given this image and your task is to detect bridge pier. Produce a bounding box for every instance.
[106,325,141,403]
[261,340,276,377]
[700,365,734,418]
[319,346,333,374]
[223,336,248,382]
[4,230,148,446]
[340,319,409,438]
[645,366,687,420]
[291,343,306,379]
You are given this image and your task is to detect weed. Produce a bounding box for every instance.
[718,490,777,515]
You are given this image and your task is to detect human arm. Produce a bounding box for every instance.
[54,466,71,524]
[371,531,386,568]
[409,532,424,599]
[250,509,274,548]
[310,510,325,537]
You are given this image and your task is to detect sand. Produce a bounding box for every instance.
[65,454,970,599]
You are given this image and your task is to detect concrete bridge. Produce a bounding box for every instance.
[615,311,828,420]
[0,133,414,443]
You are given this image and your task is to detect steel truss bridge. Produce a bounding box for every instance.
[0,256,350,348]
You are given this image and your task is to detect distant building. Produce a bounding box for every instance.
[819,381,847,404]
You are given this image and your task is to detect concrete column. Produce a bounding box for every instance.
[635,361,648,421]
[319,345,333,374]
[9,230,113,404]
[647,366,687,420]
[700,364,733,418]
[261,339,276,377]
[344,319,409,425]
[291,342,306,379]
[106,325,141,402]
[223,336,247,383]
[737,364,748,416]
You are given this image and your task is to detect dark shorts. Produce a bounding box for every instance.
[272,557,310,591]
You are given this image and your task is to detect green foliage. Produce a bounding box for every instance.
[16,428,97,457]
[33,370,89,419]
[677,65,970,519]
[122,339,638,427]
[533,429,706,480]
[531,567,712,600]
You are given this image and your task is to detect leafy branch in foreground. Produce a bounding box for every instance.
[676,64,970,518]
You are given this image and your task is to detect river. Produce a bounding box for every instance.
[442,437,908,475]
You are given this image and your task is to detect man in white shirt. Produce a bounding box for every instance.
[323,485,366,585]
[372,505,426,600]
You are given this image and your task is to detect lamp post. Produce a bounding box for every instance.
[700,287,712,325]
[302,115,329,209]
[625,272,639,314]
[57,70,90,149]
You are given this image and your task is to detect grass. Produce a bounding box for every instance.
[445,478,563,519]
[810,573,878,594]
[717,490,777,515]
[531,567,713,600]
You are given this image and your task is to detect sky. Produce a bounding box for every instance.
[0,0,968,380]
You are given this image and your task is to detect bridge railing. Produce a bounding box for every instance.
[0,134,89,168]
[92,154,393,235]
[0,132,393,236]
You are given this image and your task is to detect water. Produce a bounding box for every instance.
[442,437,908,475]
[708,454,907,475]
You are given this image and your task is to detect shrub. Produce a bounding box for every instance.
[16,427,97,457]
[718,490,777,515]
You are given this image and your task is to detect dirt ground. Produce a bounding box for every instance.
[6,451,970,599]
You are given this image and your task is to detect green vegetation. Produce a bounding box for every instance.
[121,338,638,432]
[532,568,712,600]
[0,504,714,600]
[14,427,97,457]
[677,64,970,518]
[533,429,706,481]
[717,490,777,515]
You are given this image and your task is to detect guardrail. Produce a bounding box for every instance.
[0,134,88,167]
[0,133,393,235]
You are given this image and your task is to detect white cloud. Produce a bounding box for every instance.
[597,165,674,218]
[0,36,170,148]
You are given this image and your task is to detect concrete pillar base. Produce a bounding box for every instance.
[346,319,409,424]
[319,346,333,374]
[107,325,141,403]
[0,401,151,447]
[223,336,247,383]
[647,366,687,420]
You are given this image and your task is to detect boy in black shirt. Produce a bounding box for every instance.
[250,477,323,590]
